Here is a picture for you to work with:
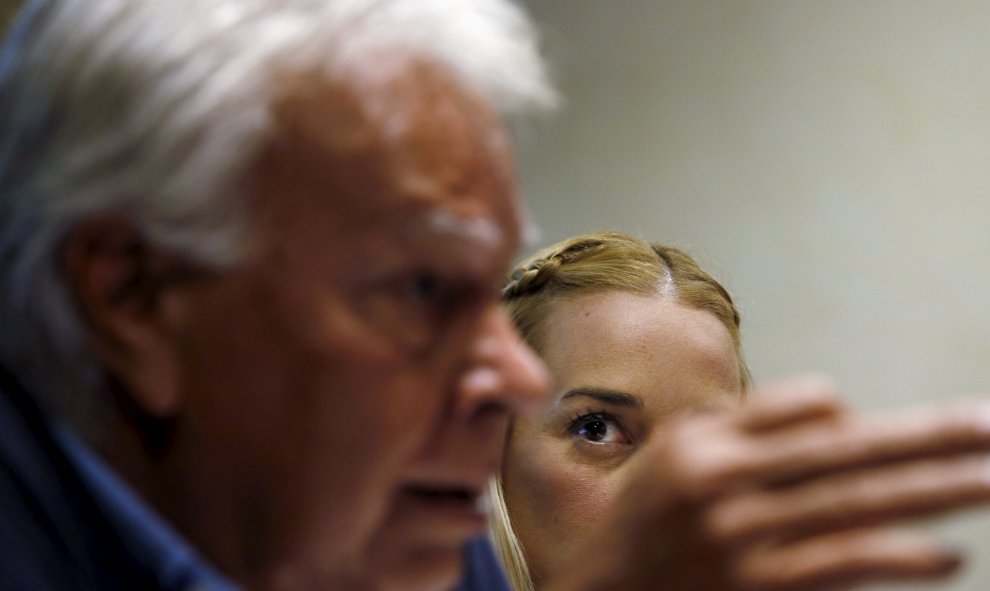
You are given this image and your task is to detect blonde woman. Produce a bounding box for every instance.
[488,231,750,590]
[488,230,990,591]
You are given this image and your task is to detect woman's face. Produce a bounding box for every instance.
[500,290,743,585]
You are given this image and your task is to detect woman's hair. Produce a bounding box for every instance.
[489,230,750,590]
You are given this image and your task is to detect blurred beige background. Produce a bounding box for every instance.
[1,0,986,589]
[517,1,990,590]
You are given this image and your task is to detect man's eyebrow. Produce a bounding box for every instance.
[423,209,502,244]
[561,388,644,408]
[401,209,504,255]
[394,208,510,279]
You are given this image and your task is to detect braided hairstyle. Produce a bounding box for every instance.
[502,231,749,388]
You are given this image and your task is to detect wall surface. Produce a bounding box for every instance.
[517,1,990,589]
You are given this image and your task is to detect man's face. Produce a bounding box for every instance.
[158,59,549,587]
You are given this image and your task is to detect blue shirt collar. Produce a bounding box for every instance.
[52,425,241,591]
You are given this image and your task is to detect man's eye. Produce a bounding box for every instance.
[568,413,630,445]
[407,272,441,303]
[356,271,457,354]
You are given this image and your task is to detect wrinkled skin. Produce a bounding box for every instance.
[65,57,549,591]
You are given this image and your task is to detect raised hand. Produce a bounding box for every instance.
[557,376,990,591]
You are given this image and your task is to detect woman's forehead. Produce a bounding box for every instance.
[540,291,741,403]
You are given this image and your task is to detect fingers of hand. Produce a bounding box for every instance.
[729,400,990,488]
[735,528,962,591]
[738,375,844,433]
[645,398,990,502]
[707,455,990,544]
[634,388,990,539]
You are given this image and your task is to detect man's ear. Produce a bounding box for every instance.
[63,216,192,418]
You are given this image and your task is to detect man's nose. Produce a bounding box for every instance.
[455,306,550,419]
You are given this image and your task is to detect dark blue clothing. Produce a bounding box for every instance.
[0,365,159,590]
[456,537,511,591]
[53,425,239,591]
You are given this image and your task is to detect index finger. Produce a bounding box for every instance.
[736,375,845,433]
[742,400,990,486]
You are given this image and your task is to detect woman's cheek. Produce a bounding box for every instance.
[534,444,617,539]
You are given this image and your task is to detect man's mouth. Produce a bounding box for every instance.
[387,481,491,541]
[399,481,491,520]
[402,484,481,505]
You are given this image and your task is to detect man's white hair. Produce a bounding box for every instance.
[0,0,555,415]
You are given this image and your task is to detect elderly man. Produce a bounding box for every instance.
[1,1,990,591]
[0,0,553,589]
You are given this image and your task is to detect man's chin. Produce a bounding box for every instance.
[348,485,488,589]
[362,545,465,591]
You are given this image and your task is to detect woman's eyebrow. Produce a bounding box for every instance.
[561,388,643,408]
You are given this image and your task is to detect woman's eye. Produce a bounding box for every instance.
[569,413,629,445]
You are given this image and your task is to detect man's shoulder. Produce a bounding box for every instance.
[0,367,159,591]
